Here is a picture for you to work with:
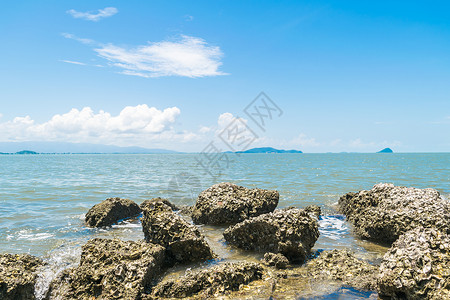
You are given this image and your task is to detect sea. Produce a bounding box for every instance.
[0,153,449,299]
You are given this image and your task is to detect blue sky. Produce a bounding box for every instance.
[0,0,449,152]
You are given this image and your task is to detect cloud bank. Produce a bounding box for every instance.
[67,7,118,21]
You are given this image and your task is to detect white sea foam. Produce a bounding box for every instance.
[318,215,349,241]
[7,230,54,241]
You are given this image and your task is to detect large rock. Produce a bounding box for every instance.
[150,262,264,298]
[223,208,319,263]
[192,182,279,225]
[46,238,165,300]
[85,197,141,227]
[377,227,450,300]
[339,183,449,244]
[306,250,379,291]
[141,202,214,265]
[0,254,43,300]
[140,198,178,212]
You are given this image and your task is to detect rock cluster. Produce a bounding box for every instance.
[46,238,165,300]
[140,197,178,212]
[141,201,214,265]
[192,182,279,225]
[338,183,449,244]
[0,254,43,300]
[85,197,141,227]
[223,208,319,263]
[306,249,379,291]
[150,262,264,298]
[378,227,450,299]
[262,252,289,269]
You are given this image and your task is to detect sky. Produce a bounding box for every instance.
[0,0,449,152]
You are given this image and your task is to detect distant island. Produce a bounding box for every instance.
[377,148,394,153]
[236,147,303,154]
[0,150,38,155]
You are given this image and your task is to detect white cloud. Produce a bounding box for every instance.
[60,60,86,66]
[67,7,118,22]
[94,35,226,78]
[0,105,198,146]
[62,33,96,45]
[290,133,320,147]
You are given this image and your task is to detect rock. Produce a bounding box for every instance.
[339,183,449,244]
[262,252,289,269]
[150,262,264,298]
[304,205,321,219]
[192,182,279,225]
[377,227,450,300]
[306,250,378,291]
[85,197,141,227]
[46,238,165,300]
[141,202,214,265]
[223,208,319,263]
[177,205,193,216]
[140,198,178,212]
[0,254,43,300]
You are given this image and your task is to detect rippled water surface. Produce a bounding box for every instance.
[0,153,449,298]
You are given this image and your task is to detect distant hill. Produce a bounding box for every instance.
[0,142,179,154]
[15,150,38,155]
[236,147,302,154]
[377,148,393,153]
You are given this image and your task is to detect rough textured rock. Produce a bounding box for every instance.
[339,183,449,244]
[46,238,165,300]
[150,262,264,298]
[192,182,279,225]
[223,208,319,263]
[85,197,141,227]
[141,202,214,265]
[378,227,450,300]
[262,252,289,269]
[0,254,43,300]
[304,204,321,219]
[140,198,178,212]
[306,250,379,291]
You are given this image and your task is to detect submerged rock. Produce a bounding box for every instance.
[85,197,141,227]
[339,183,449,244]
[223,208,319,263]
[306,250,378,291]
[262,252,289,269]
[0,253,43,300]
[141,202,214,265]
[140,198,178,212]
[46,238,165,300]
[378,227,450,300]
[150,262,264,298]
[192,182,279,225]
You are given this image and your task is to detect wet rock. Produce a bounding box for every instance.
[140,198,178,212]
[377,227,450,300]
[141,202,214,265]
[0,253,43,300]
[262,252,289,269]
[306,250,378,291]
[223,208,319,263]
[177,205,193,216]
[46,238,165,300]
[339,183,449,244]
[150,262,264,298]
[192,182,279,225]
[304,205,321,219]
[85,197,141,227]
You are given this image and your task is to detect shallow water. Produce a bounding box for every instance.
[0,153,449,298]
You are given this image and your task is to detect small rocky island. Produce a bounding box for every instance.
[377,147,393,153]
[1,182,449,299]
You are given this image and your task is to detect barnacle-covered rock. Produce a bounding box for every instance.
[140,197,178,212]
[339,183,449,244]
[262,252,289,269]
[192,182,279,225]
[150,262,264,298]
[223,208,319,263]
[306,249,378,291]
[46,238,165,300]
[0,253,43,300]
[377,227,450,299]
[85,197,141,227]
[141,202,214,265]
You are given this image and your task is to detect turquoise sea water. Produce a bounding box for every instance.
[0,153,449,298]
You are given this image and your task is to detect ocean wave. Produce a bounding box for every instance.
[7,230,54,241]
[318,215,350,241]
